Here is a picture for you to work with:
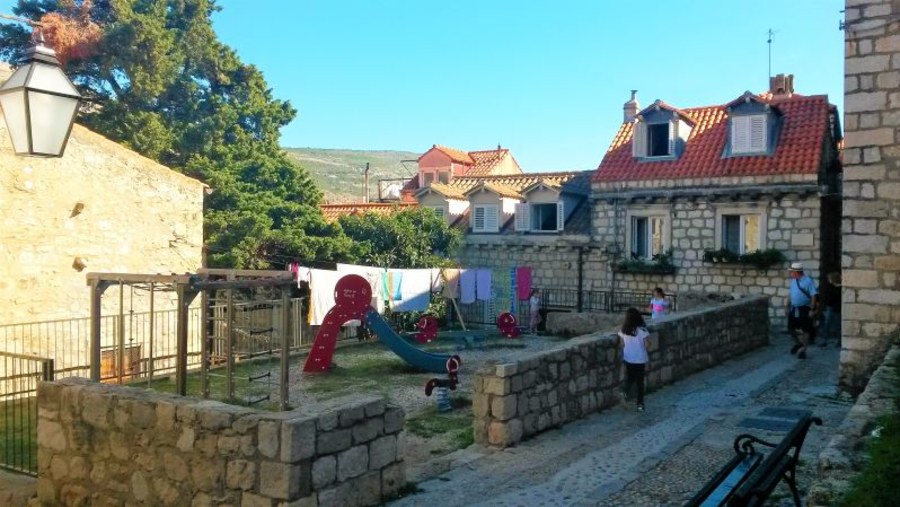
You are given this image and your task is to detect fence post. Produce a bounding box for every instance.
[280,286,291,411]
[42,358,54,381]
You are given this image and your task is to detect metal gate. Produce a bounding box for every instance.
[0,351,54,476]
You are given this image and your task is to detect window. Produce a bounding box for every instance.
[731,114,767,154]
[437,171,450,184]
[428,206,445,219]
[633,121,674,158]
[472,205,499,233]
[514,202,564,232]
[722,214,760,254]
[422,172,434,185]
[631,216,665,260]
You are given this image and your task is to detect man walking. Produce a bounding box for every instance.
[786,262,819,359]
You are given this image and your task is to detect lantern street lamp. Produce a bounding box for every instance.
[0,31,81,157]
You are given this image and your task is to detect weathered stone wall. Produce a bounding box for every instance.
[841,0,900,393]
[590,194,822,327]
[473,296,770,447]
[457,242,608,293]
[0,64,204,327]
[808,343,899,506]
[36,378,405,506]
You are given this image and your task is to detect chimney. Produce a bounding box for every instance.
[623,90,640,122]
[769,73,794,98]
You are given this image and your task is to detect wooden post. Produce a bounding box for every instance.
[225,287,235,402]
[280,285,291,411]
[89,280,109,382]
[175,283,199,396]
[117,281,125,384]
[450,298,467,331]
[200,287,209,399]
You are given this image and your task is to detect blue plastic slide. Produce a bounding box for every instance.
[364,309,452,373]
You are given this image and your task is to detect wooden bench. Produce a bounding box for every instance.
[686,411,822,507]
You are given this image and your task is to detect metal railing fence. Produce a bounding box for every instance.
[0,352,53,476]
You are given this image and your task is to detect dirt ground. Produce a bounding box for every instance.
[281,329,579,470]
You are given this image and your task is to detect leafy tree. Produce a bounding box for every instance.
[0,0,350,268]
[339,207,462,269]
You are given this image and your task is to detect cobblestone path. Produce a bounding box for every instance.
[389,336,849,507]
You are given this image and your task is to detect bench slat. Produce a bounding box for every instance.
[698,453,763,507]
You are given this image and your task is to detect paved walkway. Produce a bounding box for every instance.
[390,336,850,507]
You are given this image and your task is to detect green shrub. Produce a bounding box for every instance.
[702,248,786,270]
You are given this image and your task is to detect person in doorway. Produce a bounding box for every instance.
[619,307,650,412]
[528,289,541,334]
[648,287,669,320]
[818,271,841,348]
[786,262,819,359]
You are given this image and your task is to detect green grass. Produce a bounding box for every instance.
[839,354,900,507]
[304,354,427,401]
[0,397,38,474]
[406,397,474,454]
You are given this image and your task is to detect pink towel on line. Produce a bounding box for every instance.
[516,267,532,300]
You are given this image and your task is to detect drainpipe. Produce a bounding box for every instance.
[577,246,585,312]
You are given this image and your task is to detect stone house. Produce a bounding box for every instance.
[589,76,842,324]
[841,0,900,394]
[0,63,205,355]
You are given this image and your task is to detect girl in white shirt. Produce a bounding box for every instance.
[619,307,649,412]
[528,289,541,334]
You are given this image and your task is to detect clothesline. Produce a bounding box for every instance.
[285,262,533,325]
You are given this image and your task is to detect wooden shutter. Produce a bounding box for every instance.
[749,115,767,152]
[473,206,485,231]
[668,119,677,156]
[485,206,499,232]
[632,122,646,158]
[731,116,750,154]
[556,201,565,231]
[515,203,530,232]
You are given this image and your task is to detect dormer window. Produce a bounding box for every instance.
[631,101,693,160]
[731,114,767,154]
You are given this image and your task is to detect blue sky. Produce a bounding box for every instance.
[1,0,845,171]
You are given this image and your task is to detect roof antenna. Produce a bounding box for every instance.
[767,28,777,84]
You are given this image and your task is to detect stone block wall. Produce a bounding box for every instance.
[36,379,405,506]
[590,193,823,327]
[473,296,770,447]
[841,0,900,393]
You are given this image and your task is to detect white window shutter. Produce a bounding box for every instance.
[731,116,750,153]
[632,122,646,158]
[473,206,485,231]
[556,201,565,231]
[668,119,677,155]
[485,206,499,232]
[515,203,530,232]
[750,115,767,152]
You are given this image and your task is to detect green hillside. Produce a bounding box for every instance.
[284,148,420,203]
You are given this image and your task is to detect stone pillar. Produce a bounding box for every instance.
[841,0,900,393]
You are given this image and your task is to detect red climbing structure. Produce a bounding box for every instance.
[303,275,372,373]
[497,312,521,338]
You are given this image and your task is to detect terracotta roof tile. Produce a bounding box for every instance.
[420,145,474,164]
[464,181,523,199]
[594,94,833,182]
[417,183,467,200]
[467,149,512,176]
[320,202,417,222]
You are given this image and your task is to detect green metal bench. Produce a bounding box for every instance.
[686,411,822,507]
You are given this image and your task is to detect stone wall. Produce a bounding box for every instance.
[590,194,824,328]
[36,378,405,506]
[808,344,899,506]
[0,64,205,328]
[841,0,900,393]
[472,296,770,447]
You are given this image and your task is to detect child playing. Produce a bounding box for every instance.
[619,307,650,412]
[528,288,541,334]
[648,287,669,320]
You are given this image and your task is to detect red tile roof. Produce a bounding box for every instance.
[464,181,523,199]
[594,94,833,182]
[420,145,474,165]
[320,202,417,222]
[467,149,512,176]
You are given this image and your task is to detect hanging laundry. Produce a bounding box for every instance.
[510,267,517,314]
[430,268,442,292]
[393,268,432,312]
[308,269,344,326]
[476,269,492,301]
[516,267,532,300]
[491,268,510,313]
[442,268,460,299]
[459,269,476,304]
[390,271,403,301]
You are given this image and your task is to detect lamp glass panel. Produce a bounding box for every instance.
[0,90,30,153]
[25,63,79,97]
[27,90,78,155]
[0,66,29,90]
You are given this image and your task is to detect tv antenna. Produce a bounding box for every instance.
[767,28,778,82]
